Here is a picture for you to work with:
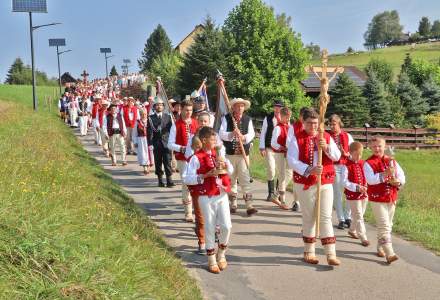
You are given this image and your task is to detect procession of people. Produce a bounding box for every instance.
[59,72,406,273]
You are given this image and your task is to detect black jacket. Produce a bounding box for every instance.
[147,113,172,148]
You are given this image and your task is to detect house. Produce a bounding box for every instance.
[60,72,77,85]
[175,24,205,55]
[300,66,367,98]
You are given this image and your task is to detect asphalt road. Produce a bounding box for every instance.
[78,130,440,300]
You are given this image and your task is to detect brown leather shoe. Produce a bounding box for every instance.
[111,162,117,166]
[122,162,128,166]
[218,259,228,271]
[280,203,290,210]
[185,215,194,223]
[377,249,386,257]
[246,207,258,216]
[327,255,341,266]
[348,231,359,239]
[230,206,237,213]
[386,254,399,264]
[208,264,220,274]
[361,240,370,247]
[303,252,319,264]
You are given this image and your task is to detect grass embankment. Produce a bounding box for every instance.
[250,141,440,254]
[0,85,202,299]
[312,42,440,75]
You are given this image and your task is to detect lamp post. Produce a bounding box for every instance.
[100,48,114,78]
[12,0,61,111]
[122,59,131,75]
[49,38,71,95]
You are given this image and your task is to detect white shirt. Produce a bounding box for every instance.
[219,115,255,144]
[363,158,406,186]
[270,124,292,151]
[259,115,279,149]
[286,134,341,176]
[182,150,234,186]
[168,118,192,152]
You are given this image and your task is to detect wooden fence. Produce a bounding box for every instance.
[253,118,440,149]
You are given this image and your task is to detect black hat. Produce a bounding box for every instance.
[194,96,206,103]
[273,99,285,107]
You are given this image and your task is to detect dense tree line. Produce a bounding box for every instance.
[4,57,57,86]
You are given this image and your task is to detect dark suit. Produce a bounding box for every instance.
[147,112,173,177]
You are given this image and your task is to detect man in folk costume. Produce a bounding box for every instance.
[58,92,69,123]
[363,136,405,264]
[183,126,233,274]
[259,99,284,201]
[78,95,89,136]
[98,99,110,157]
[91,94,103,145]
[132,109,152,175]
[327,114,354,230]
[122,97,140,155]
[168,100,199,222]
[104,104,127,166]
[191,90,215,127]
[219,98,257,216]
[287,109,341,266]
[270,107,293,210]
[147,97,174,187]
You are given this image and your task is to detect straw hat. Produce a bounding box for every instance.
[229,98,251,110]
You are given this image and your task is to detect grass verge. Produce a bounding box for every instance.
[0,87,202,299]
[250,141,440,254]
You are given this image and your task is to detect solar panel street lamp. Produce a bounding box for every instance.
[49,38,71,95]
[12,0,61,111]
[100,48,114,78]
[122,59,131,75]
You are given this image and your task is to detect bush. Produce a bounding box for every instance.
[426,112,440,130]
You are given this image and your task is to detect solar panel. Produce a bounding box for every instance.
[123,59,131,64]
[49,38,66,47]
[12,0,47,13]
[100,48,111,53]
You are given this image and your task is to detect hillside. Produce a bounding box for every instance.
[312,41,440,75]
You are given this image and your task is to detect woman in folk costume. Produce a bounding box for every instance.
[68,94,79,127]
[167,100,199,222]
[78,95,89,136]
[219,98,257,216]
[270,107,293,210]
[183,126,233,274]
[363,136,405,264]
[286,108,342,266]
[327,114,354,230]
[132,109,152,175]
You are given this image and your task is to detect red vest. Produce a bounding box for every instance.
[344,159,367,200]
[98,108,107,128]
[366,155,399,203]
[293,121,303,137]
[271,123,289,153]
[92,102,100,119]
[174,118,198,161]
[123,105,138,128]
[106,113,125,137]
[188,149,231,197]
[293,130,335,189]
[136,119,148,137]
[328,130,349,165]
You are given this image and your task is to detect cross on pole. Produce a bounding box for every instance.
[81,70,89,83]
[307,49,344,237]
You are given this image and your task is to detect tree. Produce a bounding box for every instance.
[420,76,440,113]
[177,16,226,102]
[431,20,440,38]
[364,10,403,49]
[363,72,392,126]
[396,72,429,125]
[148,51,182,97]
[327,73,369,127]
[346,46,354,53]
[406,58,440,87]
[138,24,172,73]
[110,65,118,76]
[418,17,431,37]
[222,0,310,115]
[305,42,321,59]
[4,57,56,86]
[5,58,25,84]
[365,58,394,90]
[401,53,412,74]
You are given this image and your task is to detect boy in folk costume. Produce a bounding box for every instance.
[287,109,342,266]
[327,114,354,230]
[364,136,405,264]
[183,127,233,274]
[121,97,140,155]
[342,142,370,247]
[104,104,127,166]
[259,99,284,201]
[270,107,293,210]
[219,98,257,216]
[132,109,152,175]
[185,112,226,254]
[98,99,110,157]
[168,100,199,222]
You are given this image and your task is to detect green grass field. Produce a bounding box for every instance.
[250,142,440,254]
[0,85,202,299]
[312,41,440,76]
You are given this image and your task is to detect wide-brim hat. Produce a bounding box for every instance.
[168,98,176,104]
[230,98,251,110]
[273,99,285,107]
[101,100,110,106]
[94,93,102,99]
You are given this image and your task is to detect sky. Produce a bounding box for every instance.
[1,0,440,82]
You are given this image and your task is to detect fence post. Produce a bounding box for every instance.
[413,125,420,150]
[364,123,370,148]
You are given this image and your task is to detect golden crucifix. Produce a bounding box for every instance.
[307,49,344,237]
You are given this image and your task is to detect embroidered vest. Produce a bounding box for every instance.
[174,118,198,161]
[328,130,349,165]
[366,155,399,203]
[344,159,367,200]
[271,123,289,153]
[106,114,125,137]
[223,114,251,155]
[137,120,148,137]
[123,105,138,128]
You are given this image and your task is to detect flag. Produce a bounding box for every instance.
[198,81,210,111]
[214,77,229,131]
